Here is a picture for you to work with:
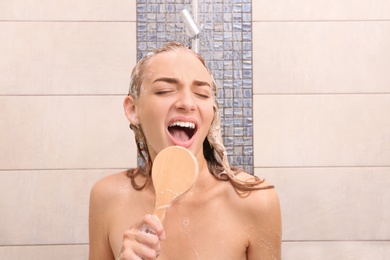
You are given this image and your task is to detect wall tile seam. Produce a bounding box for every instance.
[0,243,89,247]
[252,19,390,23]
[252,93,390,96]
[0,20,136,23]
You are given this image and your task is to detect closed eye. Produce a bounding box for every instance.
[195,92,210,99]
[155,90,174,95]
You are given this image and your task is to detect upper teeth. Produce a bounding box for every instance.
[169,121,195,129]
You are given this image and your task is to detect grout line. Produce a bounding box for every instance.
[253,92,390,96]
[4,241,390,247]
[0,94,126,97]
[282,240,390,242]
[255,165,390,169]
[0,243,89,247]
[0,20,133,23]
[2,93,389,97]
[0,168,129,172]
[2,166,389,172]
[253,19,390,23]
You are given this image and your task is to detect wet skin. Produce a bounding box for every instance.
[88,50,282,260]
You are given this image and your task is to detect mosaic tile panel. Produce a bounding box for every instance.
[136,0,253,174]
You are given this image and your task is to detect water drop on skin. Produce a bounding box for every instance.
[182,217,190,226]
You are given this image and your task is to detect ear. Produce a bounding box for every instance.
[124,96,140,125]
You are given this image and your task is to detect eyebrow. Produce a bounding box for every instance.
[153,77,179,84]
[153,77,211,88]
[193,80,211,88]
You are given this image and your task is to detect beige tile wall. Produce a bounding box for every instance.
[2,0,390,259]
[253,1,390,259]
[0,1,137,259]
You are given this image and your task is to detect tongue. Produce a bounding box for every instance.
[170,128,190,142]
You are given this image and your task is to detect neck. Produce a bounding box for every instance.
[192,154,217,194]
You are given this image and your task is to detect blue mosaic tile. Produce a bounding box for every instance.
[137,4,146,13]
[243,79,252,88]
[233,4,242,13]
[225,108,234,117]
[224,98,233,108]
[224,118,234,127]
[233,70,242,79]
[243,137,253,147]
[243,31,251,41]
[223,80,233,88]
[242,41,251,50]
[242,12,251,22]
[234,118,243,127]
[224,89,233,98]
[225,137,234,146]
[147,23,156,31]
[243,59,251,69]
[243,108,252,118]
[243,156,253,165]
[233,13,242,22]
[234,99,243,107]
[243,89,252,98]
[242,22,251,32]
[223,13,232,23]
[242,3,251,13]
[156,13,167,22]
[234,146,243,155]
[243,98,252,108]
[147,13,156,20]
[244,126,253,136]
[224,61,233,70]
[243,50,252,60]
[214,4,223,12]
[244,117,252,126]
[223,48,233,57]
[243,69,252,79]
[234,88,243,98]
[233,108,243,117]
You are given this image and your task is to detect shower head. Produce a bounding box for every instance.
[181,9,200,38]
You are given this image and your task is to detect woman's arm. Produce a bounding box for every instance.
[89,179,116,260]
[246,186,282,260]
[88,173,165,260]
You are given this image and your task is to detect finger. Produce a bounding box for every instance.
[137,214,166,241]
[140,225,156,235]
[121,233,157,260]
[136,229,160,249]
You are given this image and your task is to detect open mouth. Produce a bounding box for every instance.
[168,121,197,143]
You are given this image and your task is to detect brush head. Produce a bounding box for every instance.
[152,146,199,221]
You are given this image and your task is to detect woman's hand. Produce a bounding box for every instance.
[118,214,166,260]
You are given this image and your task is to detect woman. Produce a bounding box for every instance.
[89,42,281,260]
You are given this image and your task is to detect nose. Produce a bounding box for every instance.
[174,89,196,112]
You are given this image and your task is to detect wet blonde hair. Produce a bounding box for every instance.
[127,41,273,194]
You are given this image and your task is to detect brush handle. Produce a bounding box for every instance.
[153,207,166,222]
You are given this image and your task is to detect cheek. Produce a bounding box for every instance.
[202,103,215,129]
[137,102,166,130]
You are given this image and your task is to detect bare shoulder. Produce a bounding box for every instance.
[90,171,130,202]
[89,171,131,260]
[89,170,132,222]
[91,170,130,192]
[234,171,282,259]
[234,171,281,218]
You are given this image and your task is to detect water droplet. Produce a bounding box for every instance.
[182,217,190,226]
